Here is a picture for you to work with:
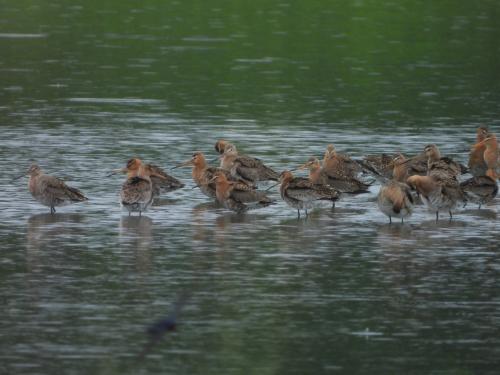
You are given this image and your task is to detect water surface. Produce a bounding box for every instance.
[1,1,500,374]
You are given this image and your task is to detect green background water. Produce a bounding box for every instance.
[1,1,500,374]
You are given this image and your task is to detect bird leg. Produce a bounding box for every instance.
[389,216,392,224]
[449,210,453,220]
[50,207,56,214]
[435,211,439,222]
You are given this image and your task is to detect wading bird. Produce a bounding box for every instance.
[322,144,364,178]
[406,175,464,221]
[482,134,499,180]
[376,155,414,224]
[279,170,340,218]
[468,126,491,177]
[298,156,371,194]
[460,176,498,209]
[110,158,169,216]
[210,171,275,212]
[13,164,88,214]
[173,152,245,199]
[220,144,280,184]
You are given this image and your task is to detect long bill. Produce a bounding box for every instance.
[106,168,126,177]
[12,173,26,181]
[171,159,193,170]
[265,182,280,191]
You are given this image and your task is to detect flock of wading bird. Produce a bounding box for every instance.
[13,126,500,223]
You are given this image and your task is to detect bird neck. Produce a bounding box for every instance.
[309,166,321,183]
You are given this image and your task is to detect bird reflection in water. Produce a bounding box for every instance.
[27,212,85,255]
[119,216,153,273]
[137,293,190,360]
[190,202,218,243]
[26,213,85,303]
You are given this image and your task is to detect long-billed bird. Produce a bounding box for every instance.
[13,164,88,214]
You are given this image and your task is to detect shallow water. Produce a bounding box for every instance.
[1,1,500,374]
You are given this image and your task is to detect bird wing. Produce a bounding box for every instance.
[43,176,87,202]
[121,177,151,204]
[149,164,184,187]
[284,178,317,200]
[235,155,263,168]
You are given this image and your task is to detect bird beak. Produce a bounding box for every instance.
[171,159,193,169]
[295,163,310,171]
[265,182,280,191]
[397,158,411,165]
[107,168,126,177]
[208,176,218,183]
[12,173,26,181]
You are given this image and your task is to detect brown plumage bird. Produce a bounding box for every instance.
[279,170,340,218]
[174,152,244,199]
[460,176,498,209]
[299,156,371,194]
[111,158,167,216]
[482,135,499,180]
[404,144,465,221]
[220,144,279,184]
[359,154,415,223]
[468,126,490,177]
[424,144,463,183]
[322,144,364,178]
[377,180,414,224]
[407,174,464,221]
[214,139,230,155]
[210,171,274,212]
[393,152,428,180]
[14,164,88,214]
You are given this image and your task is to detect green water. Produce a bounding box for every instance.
[1,1,500,374]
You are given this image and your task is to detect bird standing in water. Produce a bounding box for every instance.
[279,170,340,218]
[13,164,88,214]
[298,156,370,194]
[110,158,169,216]
[174,152,243,199]
[468,126,491,177]
[210,171,275,212]
[405,144,465,221]
[423,144,463,183]
[482,134,499,180]
[220,144,280,185]
[376,155,414,224]
[460,175,498,209]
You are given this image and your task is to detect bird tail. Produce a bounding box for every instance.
[67,186,88,202]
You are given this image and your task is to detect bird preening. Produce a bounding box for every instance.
[12,127,499,222]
